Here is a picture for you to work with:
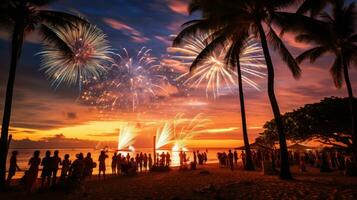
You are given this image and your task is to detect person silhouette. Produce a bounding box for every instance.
[41,150,52,188]
[116,153,122,174]
[26,150,41,192]
[98,151,108,180]
[7,151,21,185]
[166,152,171,167]
[60,154,71,179]
[84,152,94,178]
[143,153,148,172]
[148,153,153,170]
[51,150,62,186]
[112,152,118,174]
[228,150,234,171]
[69,153,85,183]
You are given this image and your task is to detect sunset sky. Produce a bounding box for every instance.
[0,0,356,148]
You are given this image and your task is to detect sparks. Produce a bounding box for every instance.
[39,22,113,88]
[168,33,266,98]
[117,123,137,150]
[80,47,169,112]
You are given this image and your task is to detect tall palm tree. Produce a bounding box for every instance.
[174,0,301,179]
[296,0,332,17]
[295,0,357,156]
[0,0,86,188]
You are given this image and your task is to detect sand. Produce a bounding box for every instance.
[1,164,357,200]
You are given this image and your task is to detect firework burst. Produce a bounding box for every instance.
[168,33,266,98]
[39,22,113,88]
[117,122,137,150]
[80,47,169,112]
[155,121,174,149]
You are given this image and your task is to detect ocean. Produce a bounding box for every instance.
[6,147,230,179]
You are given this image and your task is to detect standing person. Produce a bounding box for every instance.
[98,151,108,180]
[148,154,153,170]
[143,153,148,172]
[116,153,122,174]
[6,151,21,185]
[126,153,130,162]
[111,152,118,174]
[26,150,41,192]
[69,153,85,182]
[41,150,52,188]
[51,150,61,186]
[228,150,234,171]
[139,152,144,172]
[234,150,238,165]
[60,154,71,179]
[241,151,246,168]
[193,151,197,164]
[83,153,94,178]
[183,152,187,165]
[179,151,183,167]
[203,152,208,164]
[166,152,171,167]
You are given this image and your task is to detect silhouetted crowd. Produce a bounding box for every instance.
[6,150,172,192]
[217,148,355,175]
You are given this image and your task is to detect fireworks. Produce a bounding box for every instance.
[117,123,138,150]
[168,33,266,98]
[80,47,169,112]
[39,22,113,88]
[155,121,174,149]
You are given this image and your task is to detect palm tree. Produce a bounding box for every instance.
[174,0,302,179]
[295,0,357,156]
[0,0,86,188]
[296,0,332,17]
[174,2,256,170]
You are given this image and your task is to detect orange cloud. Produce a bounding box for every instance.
[167,0,188,15]
[103,17,149,43]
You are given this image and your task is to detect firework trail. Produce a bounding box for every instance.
[80,47,169,112]
[39,22,113,88]
[117,122,137,150]
[168,33,266,98]
[155,121,174,149]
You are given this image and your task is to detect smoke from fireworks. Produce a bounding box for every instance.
[39,22,113,88]
[80,47,169,112]
[168,33,266,98]
[117,123,137,150]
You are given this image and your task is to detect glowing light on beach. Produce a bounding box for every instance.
[168,33,266,98]
[117,123,137,150]
[80,47,169,111]
[39,22,113,88]
[156,121,174,149]
[172,142,189,152]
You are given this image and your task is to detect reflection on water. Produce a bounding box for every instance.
[7,148,229,179]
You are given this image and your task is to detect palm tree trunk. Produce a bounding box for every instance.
[236,54,254,170]
[257,23,292,180]
[0,22,25,188]
[341,55,357,158]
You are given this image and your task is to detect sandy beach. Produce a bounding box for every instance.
[1,164,357,200]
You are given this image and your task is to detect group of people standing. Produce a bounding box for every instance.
[217,150,239,170]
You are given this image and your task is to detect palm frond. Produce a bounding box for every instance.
[38,10,87,27]
[268,26,301,78]
[39,24,73,56]
[190,32,230,72]
[173,19,211,46]
[330,55,343,88]
[296,46,328,63]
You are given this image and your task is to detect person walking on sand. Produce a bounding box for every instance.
[51,150,62,186]
[98,151,108,180]
[228,150,234,171]
[60,154,71,179]
[25,150,41,192]
[41,150,52,188]
[7,150,21,185]
[112,152,118,174]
